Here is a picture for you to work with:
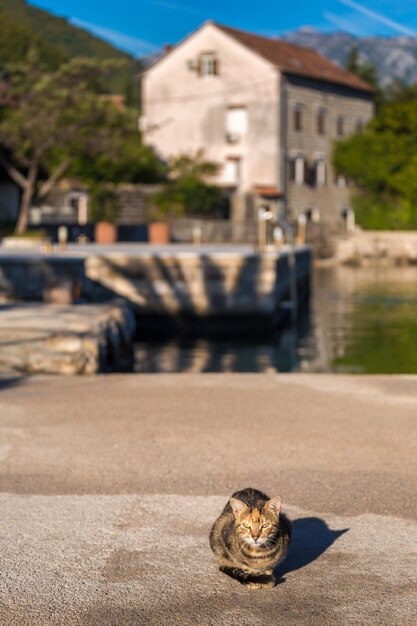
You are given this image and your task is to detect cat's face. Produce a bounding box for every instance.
[229,496,281,546]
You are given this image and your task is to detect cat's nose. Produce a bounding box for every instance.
[252,534,259,542]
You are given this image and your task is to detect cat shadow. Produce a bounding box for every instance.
[274,517,349,582]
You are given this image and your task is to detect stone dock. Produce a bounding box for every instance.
[0,244,311,373]
[0,301,135,375]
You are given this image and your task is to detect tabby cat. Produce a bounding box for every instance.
[210,487,291,588]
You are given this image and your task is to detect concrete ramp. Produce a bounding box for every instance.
[0,494,415,626]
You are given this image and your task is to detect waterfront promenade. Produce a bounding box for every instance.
[0,373,416,625]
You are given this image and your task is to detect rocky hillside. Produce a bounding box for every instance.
[284,27,417,86]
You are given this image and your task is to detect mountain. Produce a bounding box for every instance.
[0,0,140,99]
[284,28,417,87]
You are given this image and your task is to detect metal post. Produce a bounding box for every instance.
[297,213,307,245]
[258,206,273,252]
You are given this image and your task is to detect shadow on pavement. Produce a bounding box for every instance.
[276,516,349,580]
[0,374,26,392]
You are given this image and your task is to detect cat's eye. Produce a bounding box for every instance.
[261,523,269,528]
[242,523,250,529]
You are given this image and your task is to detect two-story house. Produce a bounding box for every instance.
[141,21,374,223]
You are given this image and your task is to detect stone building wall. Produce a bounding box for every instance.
[285,75,374,222]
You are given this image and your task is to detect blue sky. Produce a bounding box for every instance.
[28,1,417,57]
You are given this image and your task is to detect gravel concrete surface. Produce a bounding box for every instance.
[0,373,416,625]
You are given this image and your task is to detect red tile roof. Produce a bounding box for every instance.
[215,23,374,93]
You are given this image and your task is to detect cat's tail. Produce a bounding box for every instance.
[219,566,273,586]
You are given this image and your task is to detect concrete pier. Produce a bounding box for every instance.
[0,373,415,625]
[0,244,311,327]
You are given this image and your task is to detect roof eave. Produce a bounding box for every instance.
[282,70,375,94]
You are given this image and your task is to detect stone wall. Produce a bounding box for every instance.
[0,301,136,375]
[331,230,417,265]
[285,75,374,223]
[39,183,161,225]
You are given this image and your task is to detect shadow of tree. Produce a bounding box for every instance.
[275,516,348,580]
[0,374,26,392]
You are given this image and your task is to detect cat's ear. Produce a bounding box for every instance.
[229,497,249,519]
[264,496,282,517]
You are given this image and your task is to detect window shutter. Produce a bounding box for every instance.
[304,160,309,184]
[290,158,296,182]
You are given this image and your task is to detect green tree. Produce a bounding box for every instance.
[0,56,163,233]
[0,13,65,70]
[333,98,417,229]
[345,45,379,89]
[153,152,223,218]
[89,185,119,223]
[345,45,382,108]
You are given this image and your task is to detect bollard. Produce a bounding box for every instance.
[273,226,284,249]
[257,207,273,252]
[296,213,307,245]
[192,225,202,245]
[41,238,53,254]
[58,225,68,251]
[346,208,355,233]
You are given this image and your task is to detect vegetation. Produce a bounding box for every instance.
[153,152,224,218]
[0,57,164,233]
[0,13,64,69]
[344,45,384,110]
[345,46,378,90]
[333,83,417,230]
[89,186,119,224]
[0,0,141,101]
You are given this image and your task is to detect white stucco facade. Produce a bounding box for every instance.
[142,23,280,193]
[142,22,374,223]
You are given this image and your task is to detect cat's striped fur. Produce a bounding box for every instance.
[210,487,291,588]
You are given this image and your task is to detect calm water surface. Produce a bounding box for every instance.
[134,266,417,374]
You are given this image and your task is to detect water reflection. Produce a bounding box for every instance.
[134,266,417,374]
[135,328,301,373]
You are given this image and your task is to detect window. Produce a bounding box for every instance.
[315,158,326,187]
[356,119,364,133]
[336,115,345,137]
[293,104,304,131]
[224,158,241,185]
[200,53,218,76]
[290,155,305,185]
[305,207,320,223]
[317,108,326,135]
[225,107,247,143]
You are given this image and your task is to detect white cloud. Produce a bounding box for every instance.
[70,18,160,56]
[338,0,417,37]
[323,10,370,36]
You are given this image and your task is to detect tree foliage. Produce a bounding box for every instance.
[0,57,164,233]
[0,13,64,70]
[333,96,417,229]
[0,0,140,98]
[153,152,224,218]
[344,45,383,110]
[89,185,119,224]
[345,46,378,89]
